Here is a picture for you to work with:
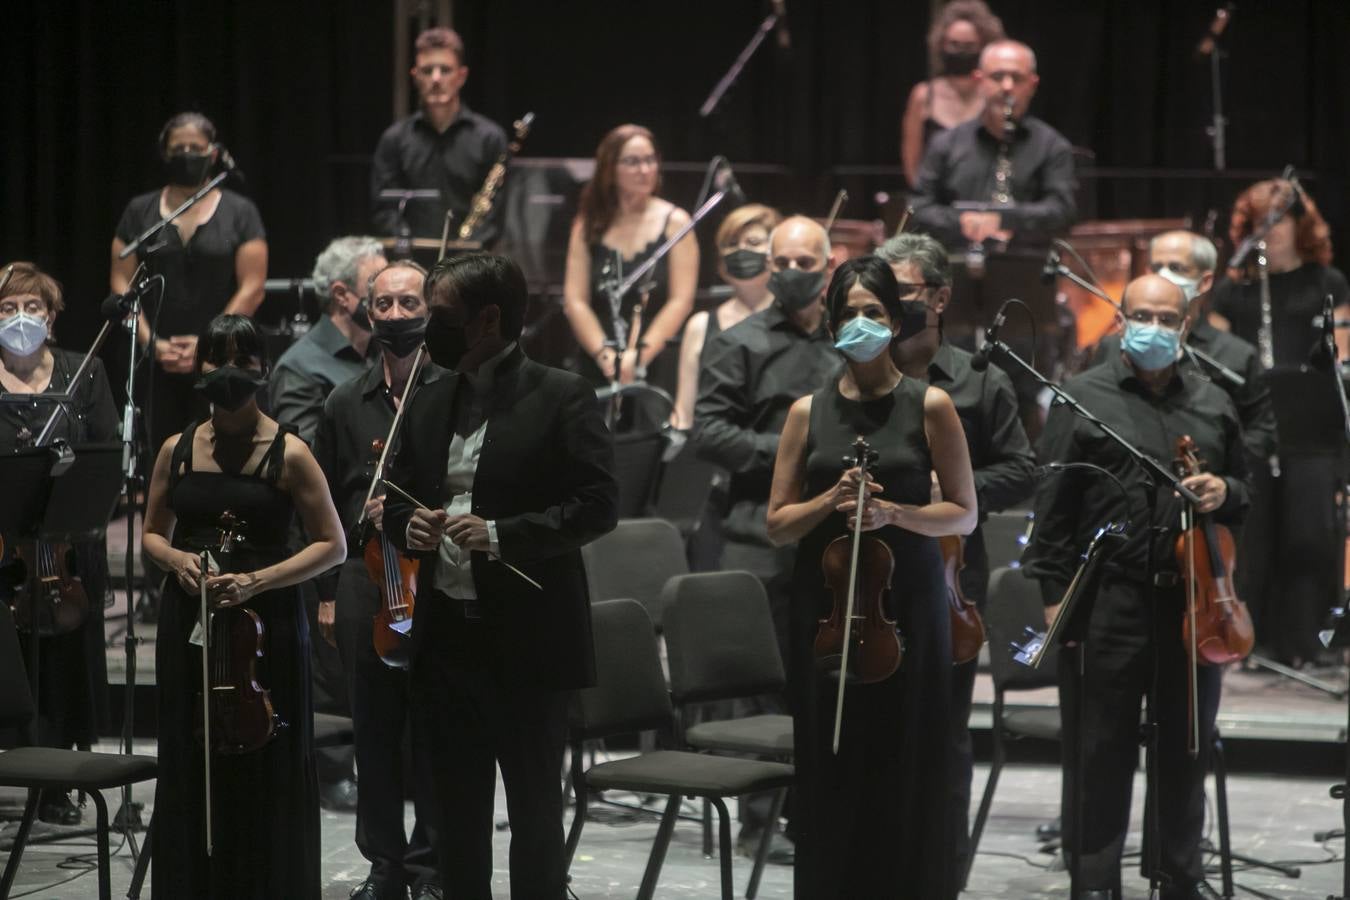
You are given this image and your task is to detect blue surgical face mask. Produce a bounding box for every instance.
[1156,266,1202,302]
[0,313,49,356]
[1121,321,1181,371]
[834,316,895,363]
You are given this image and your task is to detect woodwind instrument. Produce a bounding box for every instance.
[457,112,534,241]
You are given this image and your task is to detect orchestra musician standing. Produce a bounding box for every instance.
[767,255,976,899]
[1024,274,1248,900]
[312,260,446,900]
[141,314,344,898]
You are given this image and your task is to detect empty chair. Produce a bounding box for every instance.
[581,517,688,627]
[565,599,794,900]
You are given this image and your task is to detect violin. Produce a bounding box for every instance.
[1172,435,1254,756]
[197,510,283,755]
[815,436,902,754]
[6,538,89,636]
[364,437,418,669]
[941,535,985,665]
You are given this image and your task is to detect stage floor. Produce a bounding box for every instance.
[0,748,1341,899]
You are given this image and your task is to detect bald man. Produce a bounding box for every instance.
[692,215,839,858]
[1024,274,1249,899]
[910,39,1076,250]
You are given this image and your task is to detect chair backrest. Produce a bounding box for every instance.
[653,444,721,535]
[613,432,667,518]
[572,599,674,742]
[582,517,689,626]
[662,571,785,705]
[0,601,36,730]
[985,566,1059,692]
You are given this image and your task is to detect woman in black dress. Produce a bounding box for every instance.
[767,256,976,899]
[0,262,117,824]
[141,314,344,898]
[562,124,698,412]
[110,111,268,459]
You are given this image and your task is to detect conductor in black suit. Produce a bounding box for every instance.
[383,252,618,899]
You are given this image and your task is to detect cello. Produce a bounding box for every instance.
[815,436,903,754]
[1172,434,1255,756]
[358,344,428,668]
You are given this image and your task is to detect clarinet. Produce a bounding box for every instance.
[966,95,1018,278]
[458,112,534,241]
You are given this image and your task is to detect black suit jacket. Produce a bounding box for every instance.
[384,347,618,690]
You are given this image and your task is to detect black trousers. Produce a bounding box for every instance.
[410,597,570,900]
[305,578,355,785]
[334,560,437,892]
[1058,579,1222,898]
[949,549,990,881]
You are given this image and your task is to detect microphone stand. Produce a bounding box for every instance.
[699,10,782,118]
[980,333,1201,898]
[118,172,229,261]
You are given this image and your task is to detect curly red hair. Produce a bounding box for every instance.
[1228,178,1333,276]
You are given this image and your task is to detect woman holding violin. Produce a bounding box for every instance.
[767,256,976,899]
[142,314,344,898]
[0,262,118,825]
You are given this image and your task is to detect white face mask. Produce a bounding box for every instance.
[1156,266,1203,302]
[0,313,48,356]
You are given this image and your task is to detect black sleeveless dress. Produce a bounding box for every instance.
[789,377,955,900]
[152,420,320,899]
[584,208,677,397]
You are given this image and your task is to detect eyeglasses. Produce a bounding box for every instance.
[895,281,943,298]
[617,155,659,170]
[0,298,46,318]
[1126,310,1184,329]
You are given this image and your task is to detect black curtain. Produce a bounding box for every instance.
[5,0,1350,353]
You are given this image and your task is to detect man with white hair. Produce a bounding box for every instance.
[693,215,839,861]
[270,235,386,443]
[911,39,1075,250]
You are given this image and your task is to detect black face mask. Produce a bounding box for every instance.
[941,49,980,76]
[722,249,768,280]
[894,300,932,342]
[424,307,471,370]
[768,268,826,313]
[195,366,267,412]
[164,151,213,187]
[372,316,427,358]
[351,297,372,332]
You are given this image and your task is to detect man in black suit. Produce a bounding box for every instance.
[383,252,618,900]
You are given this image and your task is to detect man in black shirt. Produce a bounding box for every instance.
[910,40,1076,251]
[878,232,1035,883]
[1024,274,1249,900]
[693,215,839,855]
[371,27,508,249]
[312,261,446,900]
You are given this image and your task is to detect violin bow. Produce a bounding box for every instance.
[199,550,214,857]
[831,436,870,754]
[824,189,848,235]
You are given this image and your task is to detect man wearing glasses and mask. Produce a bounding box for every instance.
[1023,273,1249,900]
[371,27,508,249]
[878,232,1035,884]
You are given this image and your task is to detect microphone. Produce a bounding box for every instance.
[770,0,790,50]
[970,300,1012,371]
[101,271,156,319]
[1041,247,1061,284]
[1195,4,1234,59]
[714,159,747,208]
[1308,292,1337,371]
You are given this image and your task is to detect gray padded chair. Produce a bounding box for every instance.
[565,599,794,900]
[581,517,688,627]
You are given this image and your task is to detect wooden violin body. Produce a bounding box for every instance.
[366,530,417,669]
[1173,436,1255,666]
[6,539,89,636]
[941,535,985,665]
[201,605,282,755]
[817,534,901,683]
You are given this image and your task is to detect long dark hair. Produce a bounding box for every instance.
[196,313,269,374]
[576,124,660,244]
[824,256,902,334]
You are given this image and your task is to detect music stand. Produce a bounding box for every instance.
[42,443,123,541]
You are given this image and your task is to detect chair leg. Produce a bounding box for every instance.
[127,813,153,899]
[0,788,39,900]
[964,711,1007,889]
[702,798,713,858]
[90,788,112,900]
[711,797,735,900]
[636,794,681,900]
[563,748,588,871]
[746,788,785,900]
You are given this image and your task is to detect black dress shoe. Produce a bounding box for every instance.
[411,886,444,900]
[349,878,406,900]
[1163,881,1222,900]
[38,792,82,826]
[1036,815,1062,841]
[320,777,360,812]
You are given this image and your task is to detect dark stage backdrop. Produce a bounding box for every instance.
[5,0,1350,354]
